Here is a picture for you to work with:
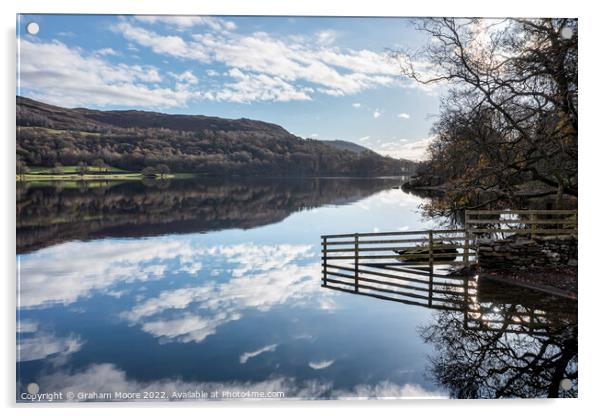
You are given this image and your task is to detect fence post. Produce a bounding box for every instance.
[530,213,537,240]
[321,236,327,286]
[463,277,469,330]
[463,211,469,266]
[354,233,359,292]
[428,264,433,307]
[428,230,434,270]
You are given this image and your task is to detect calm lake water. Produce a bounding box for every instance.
[16,178,577,400]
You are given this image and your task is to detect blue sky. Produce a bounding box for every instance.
[17,14,441,161]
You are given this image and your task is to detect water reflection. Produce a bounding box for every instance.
[121,243,323,344]
[17,178,577,400]
[17,177,402,253]
[324,268,578,398]
[25,363,446,401]
[422,279,577,399]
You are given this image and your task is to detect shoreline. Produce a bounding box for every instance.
[16,173,194,181]
[17,173,412,182]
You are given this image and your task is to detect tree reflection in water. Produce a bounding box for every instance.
[420,278,577,398]
[322,266,577,398]
[17,177,401,253]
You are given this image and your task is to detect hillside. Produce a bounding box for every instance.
[320,140,376,155]
[17,96,415,177]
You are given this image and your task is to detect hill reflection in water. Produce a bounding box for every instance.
[17,177,402,254]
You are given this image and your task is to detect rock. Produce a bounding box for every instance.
[479,235,577,271]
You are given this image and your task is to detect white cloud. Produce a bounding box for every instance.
[373,110,382,119]
[397,112,411,119]
[113,22,209,63]
[33,364,318,401]
[141,313,237,344]
[121,243,326,344]
[206,68,312,103]
[31,363,447,401]
[375,136,435,161]
[134,16,237,32]
[116,19,405,102]
[315,30,338,46]
[178,261,203,275]
[334,381,448,399]
[19,39,198,108]
[17,319,38,333]
[240,344,278,364]
[358,136,370,142]
[95,47,119,56]
[18,332,83,362]
[352,102,361,108]
[308,359,335,370]
[18,238,198,308]
[170,70,198,85]
[21,17,439,107]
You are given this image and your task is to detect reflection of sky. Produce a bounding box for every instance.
[17,186,447,400]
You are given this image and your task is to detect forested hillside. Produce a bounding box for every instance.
[17,96,415,176]
[320,140,377,155]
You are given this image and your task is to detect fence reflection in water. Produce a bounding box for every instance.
[321,229,476,310]
[320,229,576,335]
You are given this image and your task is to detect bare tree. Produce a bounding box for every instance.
[92,158,107,173]
[155,164,170,178]
[391,18,577,208]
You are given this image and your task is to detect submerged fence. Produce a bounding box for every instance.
[320,209,577,311]
[320,229,477,310]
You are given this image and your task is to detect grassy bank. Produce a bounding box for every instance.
[17,166,196,182]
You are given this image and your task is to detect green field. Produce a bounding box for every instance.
[17,165,195,182]
[27,165,129,174]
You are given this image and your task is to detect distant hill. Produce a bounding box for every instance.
[17,96,416,176]
[320,140,376,155]
[18,96,290,135]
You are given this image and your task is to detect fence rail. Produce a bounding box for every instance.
[465,209,577,239]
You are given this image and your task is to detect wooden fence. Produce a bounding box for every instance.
[321,229,477,310]
[320,209,577,334]
[321,210,576,310]
[465,209,577,239]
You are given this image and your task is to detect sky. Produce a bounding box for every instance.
[17,14,442,161]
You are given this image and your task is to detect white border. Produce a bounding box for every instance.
[2,1,600,415]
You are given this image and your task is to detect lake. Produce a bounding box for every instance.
[16,177,577,400]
